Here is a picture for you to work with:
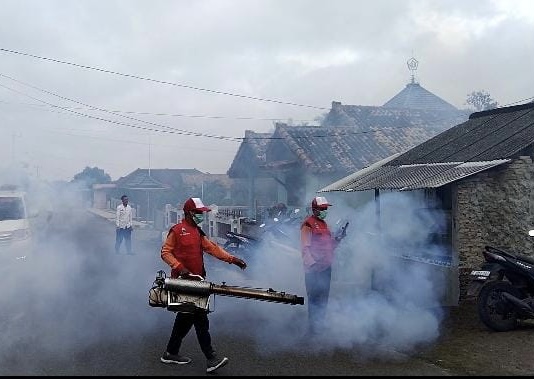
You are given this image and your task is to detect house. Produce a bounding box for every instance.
[319,101,534,304]
[228,79,468,212]
[112,168,233,223]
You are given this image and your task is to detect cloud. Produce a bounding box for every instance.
[0,0,532,181]
[277,48,362,73]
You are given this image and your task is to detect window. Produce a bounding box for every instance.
[0,197,25,221]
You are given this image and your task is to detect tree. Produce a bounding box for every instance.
[71,166,112,188]
[465,90,499,112]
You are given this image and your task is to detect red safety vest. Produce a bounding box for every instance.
[302,215,334,272]
[169,220,206,277]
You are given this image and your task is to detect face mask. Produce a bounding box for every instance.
[192,213,204,225]
[317,210,328,220]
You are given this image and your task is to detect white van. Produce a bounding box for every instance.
[0,189,34,264]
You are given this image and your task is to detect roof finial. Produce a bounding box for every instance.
[407,57,419,84]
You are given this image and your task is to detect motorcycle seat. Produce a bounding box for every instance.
[227,231,258,241]
[485,245,534,265]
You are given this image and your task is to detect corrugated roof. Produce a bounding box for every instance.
[319,102,534,192]
[319,160,510,192]
[390,103,534,165]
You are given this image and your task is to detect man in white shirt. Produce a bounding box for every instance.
[115,194,133,255]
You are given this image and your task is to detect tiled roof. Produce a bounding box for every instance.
[115,169,169,189]
[269,123,447,175]
[116,168,231,189]
[227,130,272,178]
[323,102,467,130]
[319,102,534,192]
[383,82,459,112]
[228,88,468,178]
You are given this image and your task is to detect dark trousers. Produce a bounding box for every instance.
[115,227,132,254]
[304,267,332,333]
[166,311,215,359]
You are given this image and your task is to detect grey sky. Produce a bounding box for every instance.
[0,0,532,181]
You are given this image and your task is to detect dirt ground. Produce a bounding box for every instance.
[414,299,534,376]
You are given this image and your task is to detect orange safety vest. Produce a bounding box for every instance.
[169,220,206,277]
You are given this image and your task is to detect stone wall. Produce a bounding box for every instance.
[455,156,534,273]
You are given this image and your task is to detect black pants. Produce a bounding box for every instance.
[304,267,332,333]
[166,311,215,359]
[115,227,132,254]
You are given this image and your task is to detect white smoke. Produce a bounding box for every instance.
[0,167,452,370]
[207,191,450,358]
[0,168,166,371]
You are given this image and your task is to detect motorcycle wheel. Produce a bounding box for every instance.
[477,280,522,332]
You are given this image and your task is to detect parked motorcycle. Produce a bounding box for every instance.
[259,208,302,245]
[223,230,260,255]
[467,233,534,332]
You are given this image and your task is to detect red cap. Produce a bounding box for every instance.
[183,197,211,213]
[311,196,331,210]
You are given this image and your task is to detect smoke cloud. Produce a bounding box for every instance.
[207,190,450,358]
[1,168,452,372]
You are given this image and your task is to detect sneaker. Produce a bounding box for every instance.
[206,355,229,373]
[160,351,192,365]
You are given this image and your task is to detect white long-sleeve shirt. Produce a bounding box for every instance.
[116,203,133,229]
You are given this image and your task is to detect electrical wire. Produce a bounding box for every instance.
[0,74,241,141]
[1,71,531,143]
[0,47,329,110]
[0,98,316,123]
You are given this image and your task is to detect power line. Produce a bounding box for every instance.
[0,47,329,110]
[0,73,241,141]
[0,98,316,123]
[0,79,475,143]
[2,71,532,143]
[0,81,240,141]
[48,128,236,152]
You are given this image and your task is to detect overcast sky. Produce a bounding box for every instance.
[0,0,533,182]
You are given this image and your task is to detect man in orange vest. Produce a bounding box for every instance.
[300,196,338,335]
[160,197,247,373]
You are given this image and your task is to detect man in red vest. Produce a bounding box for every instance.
[160,197,247,373]
[300,196,338,335]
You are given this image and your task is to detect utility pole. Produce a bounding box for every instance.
[148,133,151,177]
[11,132,16,166]
[11,132,22,167]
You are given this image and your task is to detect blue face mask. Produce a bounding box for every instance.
[318,210,328,220]
[192,213,204,225]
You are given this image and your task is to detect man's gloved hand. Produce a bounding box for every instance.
[177,268,191,278]
[232,257,247,270]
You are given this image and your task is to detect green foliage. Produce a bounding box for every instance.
[71,166,112,188]
[465,90,499,112]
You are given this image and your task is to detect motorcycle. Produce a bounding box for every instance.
[258,208,302,246]
[467,232,534,331]
[223,230,260,255]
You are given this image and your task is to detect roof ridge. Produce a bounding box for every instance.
[469,102,534,119]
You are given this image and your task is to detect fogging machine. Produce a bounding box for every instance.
[149,270,304,313]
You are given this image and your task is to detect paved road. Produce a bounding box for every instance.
[0,209,451,376]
